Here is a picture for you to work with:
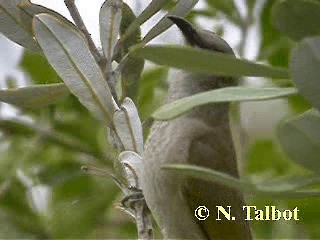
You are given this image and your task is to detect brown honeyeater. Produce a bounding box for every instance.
[141,16,252,239]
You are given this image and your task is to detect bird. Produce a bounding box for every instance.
[140,16,252,239]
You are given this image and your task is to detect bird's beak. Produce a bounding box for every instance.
[167,16,199,46]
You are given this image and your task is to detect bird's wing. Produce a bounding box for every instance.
[183,127,252,240]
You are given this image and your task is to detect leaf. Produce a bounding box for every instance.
[0,83,69,108]
[118,3,141,52]
[163,164,253,190]
[152,87,297,120]
[133,45,290,79]
[120,57,144,102]
[118,151,142,188]
[272,0,320,41]
[288,94,313,114]
[247,140,294,175]
[138,67,168,120]
[206,0,236,15]
[17,0,74,40]
[206,0,240,23]
[163,164,320,198]
[141,0,199,45]
[100,0,122,60]
[116,3,144,102]
[277,109,320,172]
[20,50,62,84]
[33,14,118,125]
[114,98,143,154]
[259,0,293,68]
[290,37,320,110]
[0,0,40,51]
[258,175,320,192]
[119,0,171,44]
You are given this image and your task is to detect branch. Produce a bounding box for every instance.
[133,200,154,239]
[64,0,102,64]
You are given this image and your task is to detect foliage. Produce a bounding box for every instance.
[0,0,320,238]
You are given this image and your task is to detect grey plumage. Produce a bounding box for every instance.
[141,17,252,239]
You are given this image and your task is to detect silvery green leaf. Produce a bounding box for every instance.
[257,175,320,192]
[152,87,297,120]
[100,0,122,60]
[0,0,40,51]
[0,83,69,108]
[133,45,290,79]
[290,37,320,110]
[33,14,118,125]
[163,164,320,198]
[142,0,199,45]
[107,128,123,150]
[18,0,73,35]
[120,0,171,43]
[114,98,143,154]
[119,151,142,188]
[277,109,320,172]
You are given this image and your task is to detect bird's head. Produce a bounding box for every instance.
[168,16,235,56]
[166,16,237,92]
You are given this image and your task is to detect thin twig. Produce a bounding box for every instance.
[134,200,154,239]
[81,165,128,192]
[64,0,102,64]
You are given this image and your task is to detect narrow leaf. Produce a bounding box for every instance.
[277,109,320,172]
[119,0,171,45]
[290,37,320,110]
[272,0,320,41]
[142,0,199,45]
[114,98,143,154]
[120,54,145,103]
[100,0,122,60]
[0,0,40,51]
[116,3,144,101]
[33,14,118,125]
[163,164,320,198]
[138,67,168,120]
[152,87,297,120]
[133,45,290,79]
[118,3,141,53]
[258,175,320,192]
[0,83,69,108]
[163,164,254,191]
[119,151,142,188]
